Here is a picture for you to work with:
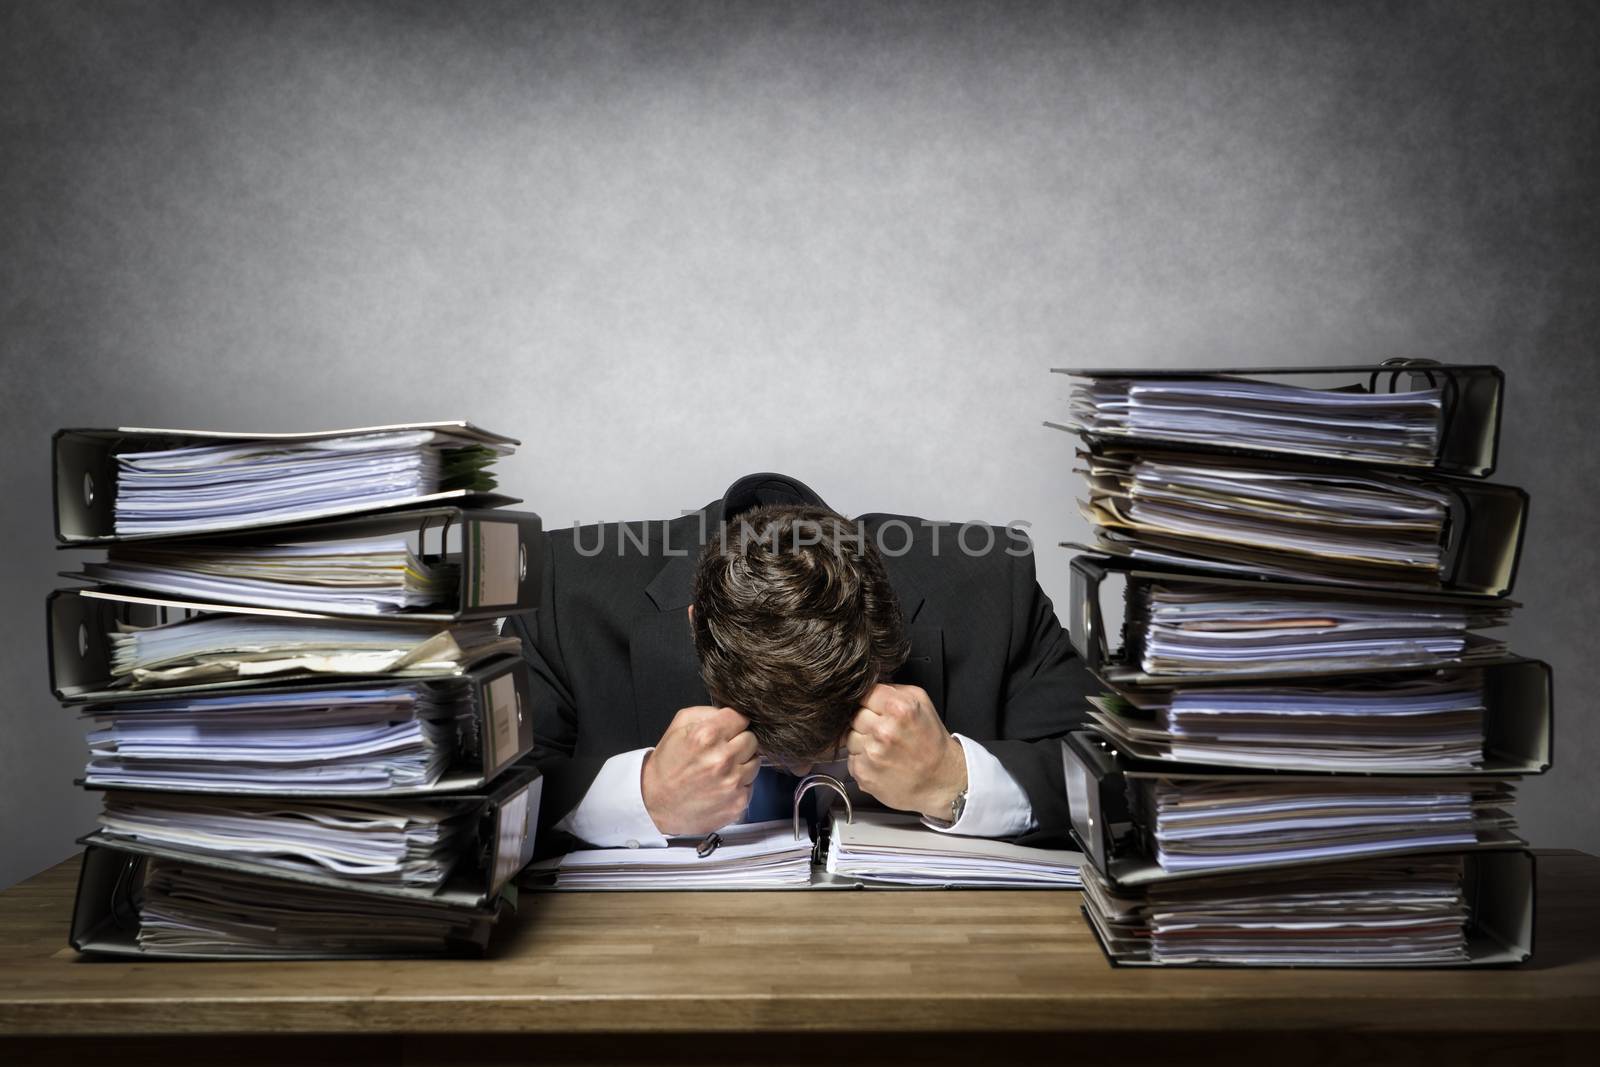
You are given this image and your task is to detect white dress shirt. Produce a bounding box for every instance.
[552,733,1036,847]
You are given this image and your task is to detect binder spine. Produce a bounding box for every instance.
[485,773,542,895]
[53,430,121,544]
[487,658,535,781]
[1066,555,1110,670]
[458,512,543,614]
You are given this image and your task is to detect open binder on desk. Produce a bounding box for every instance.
[76,764,541,910]
[1071,448,1528,596]
[75,655,536,797]
[54,423,520,544]
[70,844,507,960]
[47,588,524,702]
[1066,555,1516,685]
[62,506,543,621]
[1049,361,1504,477]
[523,775,1084,891]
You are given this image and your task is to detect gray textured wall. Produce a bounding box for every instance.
[2,0,1596,889]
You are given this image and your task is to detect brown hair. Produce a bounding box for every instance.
[691,504,911,765]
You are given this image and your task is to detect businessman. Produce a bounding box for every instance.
[512,473,1093,851]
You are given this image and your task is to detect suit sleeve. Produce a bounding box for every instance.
[505,539,610,854]
[974,535,1095,847]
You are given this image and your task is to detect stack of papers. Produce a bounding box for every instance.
[1087,674,1487,771]
[1135,584,1509,676]
[525,820,815,889]
[1068,377,1444,467]
[527,813,1084,890]
[99,792,470,887]
[108,615,520,687]
[113,429,510,536]
[80,537,452,615]
[1149,778,1513,872]
[83,684,461,793]
[825,811,1082,886]
[1081,855,1470,966]
[1078,451,1454,587]
[136,857,493,957]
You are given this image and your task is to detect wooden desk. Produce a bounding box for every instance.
[3,851,1599,1065]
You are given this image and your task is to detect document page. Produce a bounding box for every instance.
[525,820,815,889]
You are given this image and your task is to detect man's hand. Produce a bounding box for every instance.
[640,705,760,836]
[846,683,968,821]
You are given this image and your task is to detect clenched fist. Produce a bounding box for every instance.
[641,705,760,836]
[846,683,968,820]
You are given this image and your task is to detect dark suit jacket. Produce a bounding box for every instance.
[509,473,1093,850]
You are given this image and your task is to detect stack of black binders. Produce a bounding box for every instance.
[1052,362,1547,967]
[49,423,546,959]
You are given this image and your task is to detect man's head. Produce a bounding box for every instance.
[691,504,911,767]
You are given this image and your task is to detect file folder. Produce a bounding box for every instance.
[1072,448,1528,595]
[48,587,521,703]
[1079,847,1534,968]
[69,844,506,960]
[77,764,542,909]
[1049,361,1504,477]
[63,506,545,622]
[76,654,537,796]
[1067,555,1517,685]
[1060,731,1524,886]
[1080,657,1552,778]
[54,422,520,544]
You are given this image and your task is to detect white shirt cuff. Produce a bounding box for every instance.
[552,747,670,849]
[921,733,1036,839]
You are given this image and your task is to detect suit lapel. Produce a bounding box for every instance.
[877,546,946,712]
[633,507,715,747]
[629,608,709,748]
[894,622,945,714]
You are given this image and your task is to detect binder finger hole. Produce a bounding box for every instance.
[77,623,88,658]
[518,544,528,582]
[82,472,95,508]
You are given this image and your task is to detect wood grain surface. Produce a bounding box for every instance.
[2,851,1599,1062]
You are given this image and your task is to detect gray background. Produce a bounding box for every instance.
[2,0,1596,889]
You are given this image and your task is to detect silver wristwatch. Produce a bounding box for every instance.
[929,786,968,828]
